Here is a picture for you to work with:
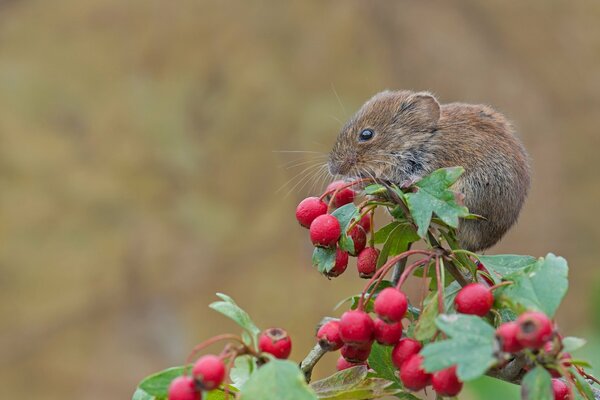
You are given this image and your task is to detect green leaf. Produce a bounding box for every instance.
[562,337,587,353]
[230,355,255,390]
[421,314,496,381]
[364,184,388,195]
[331,203,360,253]
[138,366,186,398]
[414,282,461,341]
[498,254,569,317]
[240,359,317,400]
[477,254,537,283]
[209,293,261,346]
[368,343,401,386]
[132,388,154,400]
[404,167,469,237]
[521,366,552,400]
[375,223,419,268]
[312,247,337,274]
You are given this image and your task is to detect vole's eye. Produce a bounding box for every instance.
[358,129,374,142]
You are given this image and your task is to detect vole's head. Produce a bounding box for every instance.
[328,90,440,182]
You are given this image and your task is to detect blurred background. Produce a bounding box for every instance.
[1,1,600,399]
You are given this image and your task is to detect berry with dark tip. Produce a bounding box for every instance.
[373,318,403,345]
[326,180,355,208]
[336,356,367,371]
[357,247,380,278]
[168,376,201,400]
[258,328,292,359]
[340,343,372,363]
[295,197,328,228]
[551,378,571,400]
[399,354,432,391]
[454,283,494,317]
[496,322,524,353]
[317,320,344,351]
[192,355,226,391]
[348,225,367,256]
[326,248,349,278]
[392,338,423,369]
[374,287,408,323]
[432,366,463,397]
[309,214,341,248]
[516,311,554,349]
[339,310,375,345]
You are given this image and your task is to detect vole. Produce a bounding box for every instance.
[328,90,530,251]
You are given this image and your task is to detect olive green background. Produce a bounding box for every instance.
[1,1,599,399]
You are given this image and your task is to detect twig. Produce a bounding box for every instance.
[300,343,327,382]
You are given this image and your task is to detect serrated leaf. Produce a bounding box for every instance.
[132,388,154,400]
[240,359,317,400]
[138,366,187,398]
[521,366,552,400]
[421,314,496,381]
[376,223,419,268]
[498,253,568,317]
[311,366,368,394]
[331,203,360,253]
[209,293,261,346]
[414,282,461,341]
[312,247,337,274]
[368,343,401,386]
[562,337,587,353]
[477,255,537,283]
[404,167,469,237]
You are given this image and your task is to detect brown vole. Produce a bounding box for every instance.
[328,90,530,251]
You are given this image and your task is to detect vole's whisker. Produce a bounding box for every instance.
[272,150,325,154]
[282,163,327,198]
[276,163,325,195]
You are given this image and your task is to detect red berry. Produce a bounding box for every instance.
[340,343,372,363]
[309,214,341,248]
[560,352,572,368]
[392,338,422,369]
[258,328,292,359]
[348,225,367,256]
[295,197,328,228]
[326,180,355,208]
[374,287,408,323]
[496,322,524,353]
[339,310,375,345]
[359,214,371,231]
[357,247,379,278]
[192,355,226,391]
[516,311,554,349]
[168,376,200,400]
[317,321,344,351]
[432,366,463,397]
[326,248,349,277]
[551,378,571,400]
[476,262,494,286]
[454,283,494,317]
[399,354,432,391]
[373,318,403,345]
[336,355,367,371]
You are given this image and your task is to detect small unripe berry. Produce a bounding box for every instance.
[373,318,403,345]
[357,247,379,278]
[496,322,524,353]
[359,214,371,232]
[476,262,494,286]
[374,287,408,323]
[392,338,422,369]
[192,355,226,390]
[340,343,372,363]
[317,320,344,351]
[399,354,432,391]
[454,283,494,317]
[168,376,201,400]
[348,225,367,256]
[551,378,571,400]
[258,328,292,359]
[326,180,355,208]
[326,248,349,278]
[295,197,327,228]
[339,310,375,345]
[516,311,554,349]
[432,366,463,397]
[310,214,341,248]
[336,356,367,371]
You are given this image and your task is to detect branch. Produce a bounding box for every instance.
[300,343,327,382]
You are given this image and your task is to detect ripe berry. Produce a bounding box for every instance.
[340,343,372,363]
[326,180,355,208]
[357,247,380,278]
[359,214,371,232]
[432,366,463,396]
[392,338,422,369]
[399,354,432,391]
[192,355,226,390]
[168,376,200,400]
[454,283,494,317]
[339,310,375,345]
[258,328,292,359]
[317,320,344,351]
[374,287,408,323]
[309,214,341,248]
[476,262,494,286]
[496,322,524,353]
[551,378,571,400]
[516,311,554,349]
[348,225,367,256]
[373,318,403,345]
[295,197,327,228]
[326,248,349,278]
[336,355,367,371]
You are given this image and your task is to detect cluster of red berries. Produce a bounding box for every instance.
[296,181,379,278]
[167,328,292,400]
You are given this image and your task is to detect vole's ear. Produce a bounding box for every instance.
[399,92,440,131]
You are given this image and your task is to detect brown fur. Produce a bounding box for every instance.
[328,90,530,251]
